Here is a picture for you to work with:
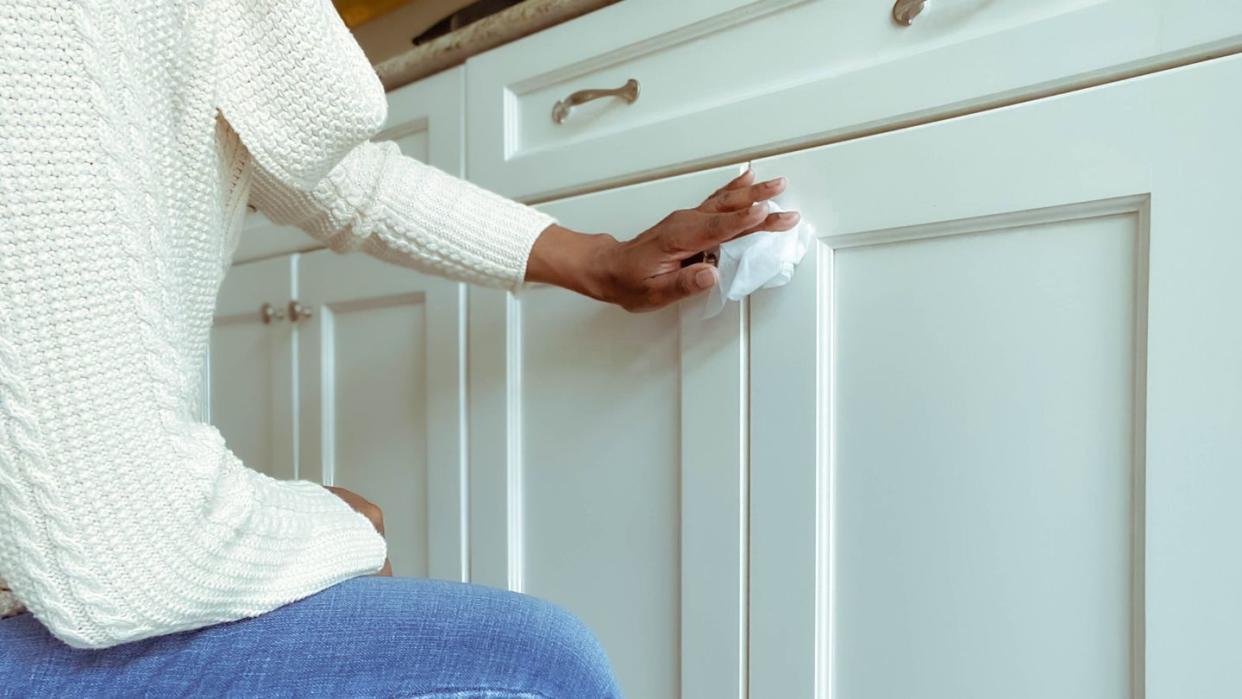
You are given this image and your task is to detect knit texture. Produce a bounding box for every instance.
[0,0,554,647]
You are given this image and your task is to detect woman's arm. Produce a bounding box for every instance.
[524,168,799,312]
[248,143,797,311]
[218,0,798,307]
[247,138,555,290]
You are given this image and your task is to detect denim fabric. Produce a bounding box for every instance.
[0,576,623,698]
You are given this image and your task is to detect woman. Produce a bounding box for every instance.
[0,0,797,695]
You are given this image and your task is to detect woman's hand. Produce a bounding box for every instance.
[323,485,392,577]
[525,168,800,312]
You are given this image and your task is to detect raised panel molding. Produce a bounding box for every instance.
[739,49,1242,693]
[468,163,753,699]
[822,198,1150,699]
[321,291,431,579]
[298,250,469,582]
[680,296,749,699]
[208,256,297,480]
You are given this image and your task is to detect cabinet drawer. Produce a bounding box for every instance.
[466,0,1242,202]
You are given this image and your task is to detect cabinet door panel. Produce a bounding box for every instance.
[209,256,296,480]
[299,250,467,581]
[750,54,1242,698]
[469,164,749,699]
[834,211,1140,699]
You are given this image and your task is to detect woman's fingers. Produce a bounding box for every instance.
[665,203,771,254]
[702,167,755,204]
[726,210,801,241]
[636,263,718,312]
[699,176,787,213]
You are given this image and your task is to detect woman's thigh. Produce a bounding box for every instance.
[0,576,622,698]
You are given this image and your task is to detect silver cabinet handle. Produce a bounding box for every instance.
[260,302,285,324]
[552,78,640,125]
[892,0,927,25]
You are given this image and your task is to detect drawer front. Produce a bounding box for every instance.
[465,0,1242,202]
[231,66,466,264]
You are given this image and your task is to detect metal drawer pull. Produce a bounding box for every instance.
[892,0,927,25]
[552,78,640,125]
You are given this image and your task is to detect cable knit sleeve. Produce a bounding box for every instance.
[214,0,388,190]
[215,0,555,289]
[247,139,557,290]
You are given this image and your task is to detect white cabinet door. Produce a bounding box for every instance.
[749,54,1242,699]
[469,165,750,699]
[208,256,296,480]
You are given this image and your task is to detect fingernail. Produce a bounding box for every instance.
[766,177,787,189]
[695,268,716,289]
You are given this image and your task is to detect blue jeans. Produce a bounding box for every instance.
[0,576,623,698]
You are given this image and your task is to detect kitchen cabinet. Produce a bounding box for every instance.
[201,5,1242,696]
[467,0,1242,202]
[296,249,468,582]
[205,256,296,480]
[748,53,1242,699]
[468,164,751,699]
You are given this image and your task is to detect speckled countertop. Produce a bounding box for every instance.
[375,0,619,92]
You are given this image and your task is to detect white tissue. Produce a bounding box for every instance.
[702,200,813,319]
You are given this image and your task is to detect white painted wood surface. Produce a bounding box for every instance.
[207,255,296,480]
[469,164,751,699]
[749,52,1242,699]
[297,249,468,581]
[200,11,1242,696]
[466,0,1242,202]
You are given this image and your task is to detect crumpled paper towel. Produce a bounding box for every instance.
[702,200,813,318]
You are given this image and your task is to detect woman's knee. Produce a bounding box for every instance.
[506,593,622,699]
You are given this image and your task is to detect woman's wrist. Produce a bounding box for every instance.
[525,223,619,302]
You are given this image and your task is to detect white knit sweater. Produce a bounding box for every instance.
[0,0,555,648]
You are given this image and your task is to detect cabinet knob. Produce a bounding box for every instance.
[260,302,285,324]
[288,300,314,322]
[552,78,640,125]
[892,0,927,25]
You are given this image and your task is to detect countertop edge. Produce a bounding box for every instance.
[375,0,619,92]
